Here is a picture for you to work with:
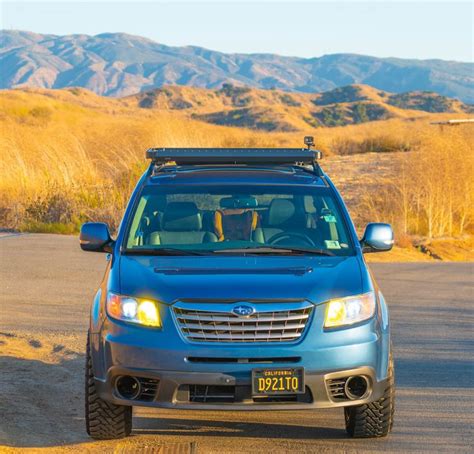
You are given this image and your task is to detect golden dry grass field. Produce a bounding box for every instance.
[0,86,473,260]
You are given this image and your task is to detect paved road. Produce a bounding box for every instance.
[0,234,473,453]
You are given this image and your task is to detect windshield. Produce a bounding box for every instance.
[124,185,354,256]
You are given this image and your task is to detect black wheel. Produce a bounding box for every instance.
[85,333,132,439]
[344,355,395,438]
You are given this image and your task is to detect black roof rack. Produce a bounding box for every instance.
[145,137,323,176]
[146,147,322,165]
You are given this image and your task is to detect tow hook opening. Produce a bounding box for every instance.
[344,375,370,400]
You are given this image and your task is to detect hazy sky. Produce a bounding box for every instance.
[1,1,473,61]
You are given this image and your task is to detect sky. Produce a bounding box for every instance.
[1,1,473,62]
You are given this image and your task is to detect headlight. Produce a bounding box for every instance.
[324,292,376,328]
[106,293,162,328]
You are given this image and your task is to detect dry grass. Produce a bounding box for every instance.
[354,126,474,239]
[0,89,301,231]
[1,88,473,260]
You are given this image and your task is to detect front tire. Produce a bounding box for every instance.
[344,355,395,438]
[85,333,132,439]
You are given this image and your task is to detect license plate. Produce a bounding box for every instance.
[252,367,305,395]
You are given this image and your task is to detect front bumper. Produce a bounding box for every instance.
[91,317,389,409]
[90,296,390,410]
[94,364,388,410]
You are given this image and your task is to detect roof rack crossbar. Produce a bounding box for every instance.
[146,148,322,166]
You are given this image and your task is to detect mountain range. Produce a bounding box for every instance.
[1,30,473,103]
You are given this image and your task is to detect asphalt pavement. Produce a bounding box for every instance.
[0,233,473,453]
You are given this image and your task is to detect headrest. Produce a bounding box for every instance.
[267,199,296,226]
[162,202,202,231]
[145,195,167,214]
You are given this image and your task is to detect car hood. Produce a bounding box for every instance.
[118,255,365,306]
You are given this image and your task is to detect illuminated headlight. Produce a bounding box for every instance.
[106,293,162,328]
[324,292,376,328]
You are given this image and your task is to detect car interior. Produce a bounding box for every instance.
[132,193,347,250]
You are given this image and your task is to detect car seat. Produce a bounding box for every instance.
[213,196,260,241]
[149,202,217,245]
[253,198,312,243]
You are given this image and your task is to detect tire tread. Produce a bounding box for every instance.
[344,355,395,438]
[85,334,132,440]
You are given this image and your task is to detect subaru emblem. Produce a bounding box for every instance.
[232,305,256,317]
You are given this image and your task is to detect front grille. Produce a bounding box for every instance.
[173,304,313,343]
[186,356,301,364]
[189,385,236,403]
[178,384,313,404]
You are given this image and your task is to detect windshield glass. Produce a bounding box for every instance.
[124,185,354,256]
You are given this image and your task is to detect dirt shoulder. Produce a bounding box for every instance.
[365,238,474,262]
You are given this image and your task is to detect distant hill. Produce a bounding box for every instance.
[130,84,473,130]
[2,84,470,131]
[1,30,473,103]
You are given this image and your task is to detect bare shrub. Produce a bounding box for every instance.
[357,127,473,238]
[25,191,74,224]
[332,134,413,155]
[396,233,414,249]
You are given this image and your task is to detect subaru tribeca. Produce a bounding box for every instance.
[80,138,395,439]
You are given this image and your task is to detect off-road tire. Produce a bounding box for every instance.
[344,355,395,438]
[85,334,132,439]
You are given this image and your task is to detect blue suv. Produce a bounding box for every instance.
[80,138,395,439]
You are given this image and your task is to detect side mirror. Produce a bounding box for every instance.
[79,222,114,253]
[360,223,394,253]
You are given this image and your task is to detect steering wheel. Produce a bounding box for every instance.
[267,232,316,247]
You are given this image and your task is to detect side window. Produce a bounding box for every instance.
[126,196,149,248]
[303,195,317,214]
[321,196,350,248]
[303,195,350,249]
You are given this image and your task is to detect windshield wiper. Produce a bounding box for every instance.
[124,247,210,256]
[212,246,335,256]
[124,246,335,257]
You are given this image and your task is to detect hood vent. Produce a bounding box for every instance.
[155,266,312,276]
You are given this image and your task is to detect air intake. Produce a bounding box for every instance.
[327,375,370,401]
[115,376,159,402]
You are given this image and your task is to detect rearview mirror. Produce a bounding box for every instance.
[220,196,258,209]
[361,223,394,253]
[79,222,114,253]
